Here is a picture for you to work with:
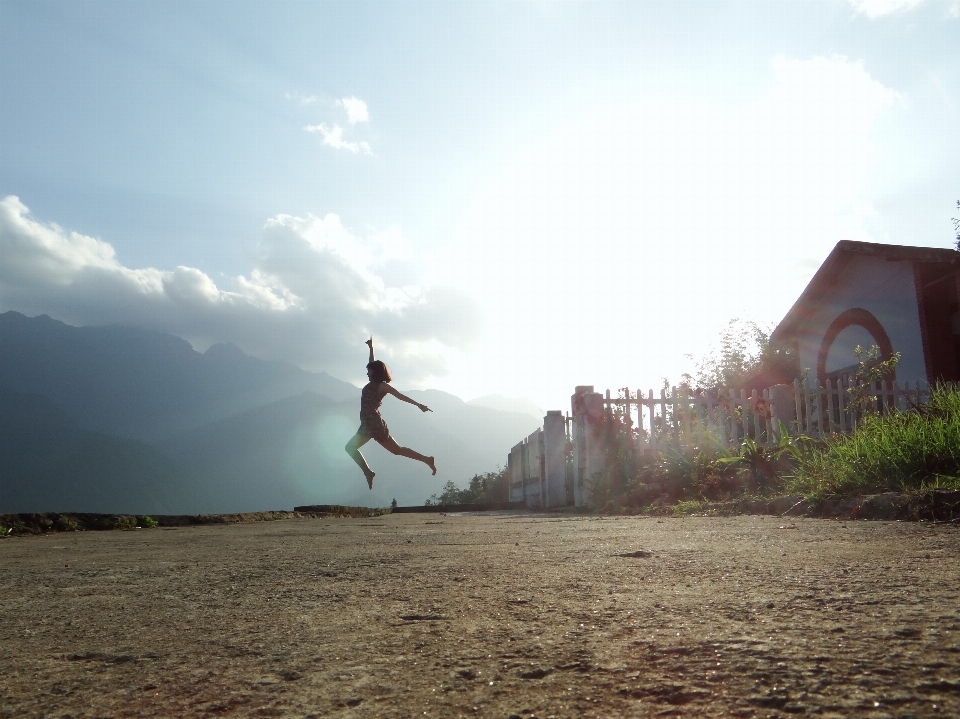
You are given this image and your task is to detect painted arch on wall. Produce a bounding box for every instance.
[816,307,894,385]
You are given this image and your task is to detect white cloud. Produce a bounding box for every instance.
[304,123,373,155]
[285,91,319,105]
[337,96,369,124]
[0,196,480,383]
[849,0,925,17]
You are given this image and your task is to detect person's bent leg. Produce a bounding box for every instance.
[345,432,376,488]
[377,436,436,475]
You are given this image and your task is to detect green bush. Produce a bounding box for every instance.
[138,515,159,528]
[55,514,80,532]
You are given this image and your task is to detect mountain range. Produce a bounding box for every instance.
[0,311,541,513]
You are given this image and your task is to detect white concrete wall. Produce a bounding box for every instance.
[508,442,524,503]
[571,388,604,508]
[793,255,926,383]
[523,429,543,509]
[542,411,567,508]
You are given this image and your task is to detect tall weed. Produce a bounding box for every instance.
[789,384,960,497]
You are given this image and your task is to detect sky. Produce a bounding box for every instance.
[1,0,959,413]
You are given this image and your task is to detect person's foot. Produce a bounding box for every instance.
[427,457,437,476]
[365,470,375,490]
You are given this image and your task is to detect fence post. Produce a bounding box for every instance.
[769,384,795,440]
[571,385,604,508]
[507,442,524,503]
[543,411,567,508]
[523,429,543,509]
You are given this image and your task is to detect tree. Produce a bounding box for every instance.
[680,318,799,390]
[953,200,960,250]
[423,467,508,506]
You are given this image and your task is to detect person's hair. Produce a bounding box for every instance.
[366,360,392,383]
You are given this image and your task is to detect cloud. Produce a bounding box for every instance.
[849,0,925,17]
[337,96,369,124]
[285,91,319,105]
[0,196,481,384]
[304,123,373,155]
[300,95,372,153]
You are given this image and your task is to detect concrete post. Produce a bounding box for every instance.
[542,410,567,508]
[571,385,604,508]
[523,428,543,509]
[507,442,524,503]
[769,383,797,439]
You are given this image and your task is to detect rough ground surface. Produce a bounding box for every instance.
[2,513,959,718]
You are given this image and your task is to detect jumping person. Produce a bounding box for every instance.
[344,337,437,490]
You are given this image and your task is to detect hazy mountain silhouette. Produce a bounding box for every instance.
[467,393,545,420]
[0,312,541,512]
[0,311,358,443]
[0,387,183,513]
[159,389,536,512]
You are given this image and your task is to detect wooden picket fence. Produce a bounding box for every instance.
[600,379,931,451]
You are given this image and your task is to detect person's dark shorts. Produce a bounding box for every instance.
[358,413,392,442]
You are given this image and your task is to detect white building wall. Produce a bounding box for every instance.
[793,255,927,384]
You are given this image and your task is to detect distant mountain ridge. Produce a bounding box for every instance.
[0,386,182,514]
[467,393,545,421]
[0,311,359,443]
[159,390,533,511]
[0,312,540,512]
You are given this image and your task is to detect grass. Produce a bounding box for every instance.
[788,384,960,498]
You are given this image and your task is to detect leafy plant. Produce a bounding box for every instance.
[138,515,159,528]
[715,422,814,491]
[952,199,959,250]
[55,514,80,532]
[845,344,901,418]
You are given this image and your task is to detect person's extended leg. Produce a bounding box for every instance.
[345,432,376,488]
[377,436,437,475]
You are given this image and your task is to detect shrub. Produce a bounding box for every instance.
[55,514,80,532]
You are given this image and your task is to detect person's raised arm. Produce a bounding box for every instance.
[365,336,374,364]
[383,384,432,412]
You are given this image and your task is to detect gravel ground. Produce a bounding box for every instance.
[2,512,960,718]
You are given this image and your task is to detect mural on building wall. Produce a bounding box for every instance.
[771,241,960,386]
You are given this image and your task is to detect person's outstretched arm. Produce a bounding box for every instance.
[383,384,432,412]
[365,336,374,364]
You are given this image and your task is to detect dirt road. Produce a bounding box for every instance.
[2,512,959,718]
